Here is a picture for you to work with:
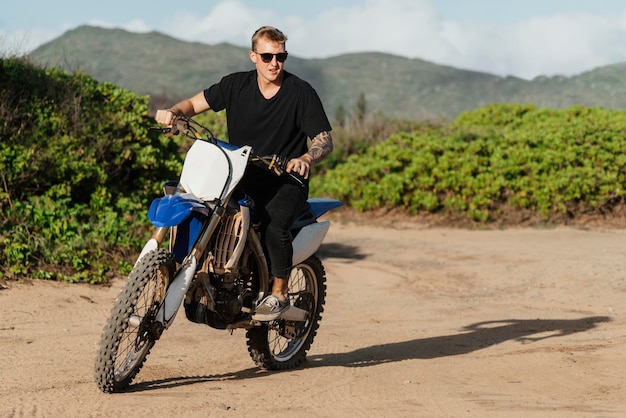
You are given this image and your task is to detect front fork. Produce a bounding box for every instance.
[134,227,169,268]
[135,204,278,328]
[134,207,225,328]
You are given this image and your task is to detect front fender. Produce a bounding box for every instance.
[148,193,209,227]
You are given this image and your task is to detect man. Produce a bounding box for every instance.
[155,26,333,321]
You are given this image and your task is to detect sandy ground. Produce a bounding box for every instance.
[1,218,625,417]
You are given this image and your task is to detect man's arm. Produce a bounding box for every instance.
[155,92,210,126]
[306,131,334,165]
[287,131,334,179]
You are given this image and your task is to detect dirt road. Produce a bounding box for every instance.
[1,220,625,417]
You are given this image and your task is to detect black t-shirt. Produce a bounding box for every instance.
[204,70,331,159]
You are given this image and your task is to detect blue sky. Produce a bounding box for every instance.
[2,0,626,79]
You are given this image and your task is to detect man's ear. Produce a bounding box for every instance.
[249,50,256,63]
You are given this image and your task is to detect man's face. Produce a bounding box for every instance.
[250,37,286,83]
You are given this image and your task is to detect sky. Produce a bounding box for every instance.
[2,0,626,80]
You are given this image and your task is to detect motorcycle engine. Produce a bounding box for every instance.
[184,209,259,329]
[184,271,250,329]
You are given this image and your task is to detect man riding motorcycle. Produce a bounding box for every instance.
[155,25,334,321]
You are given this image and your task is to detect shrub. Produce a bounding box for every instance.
[312,104,626,223]
[0,57,182,283]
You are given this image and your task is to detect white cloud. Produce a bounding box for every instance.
[0,27,61,55]
[272,2,626,79]
[160,0,626,79]
[445,11,626,79]
[167,1,275,48]
[119,19,153,33]
[3,0,626,79]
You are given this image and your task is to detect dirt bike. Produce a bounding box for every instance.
[94,116,341,393]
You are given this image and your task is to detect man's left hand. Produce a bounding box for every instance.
[287,157,311,179]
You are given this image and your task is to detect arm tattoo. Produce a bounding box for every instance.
[307,131,334,165]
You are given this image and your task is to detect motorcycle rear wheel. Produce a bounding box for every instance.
[94,248,175,393]
[246,255,326,370]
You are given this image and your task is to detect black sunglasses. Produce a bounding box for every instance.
[255,51,288,63]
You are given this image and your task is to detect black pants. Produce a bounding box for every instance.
[241,167,308,278]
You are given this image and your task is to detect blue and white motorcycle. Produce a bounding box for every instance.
[95,116,341,393]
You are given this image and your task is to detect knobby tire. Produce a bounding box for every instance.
[246,255,326,370]
[94,248,175,393]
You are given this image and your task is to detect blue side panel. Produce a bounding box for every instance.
[172,214,204,264]
[291,198,343,230]
[307,198,343,218]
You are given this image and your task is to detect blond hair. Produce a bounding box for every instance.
[251,26,288,50]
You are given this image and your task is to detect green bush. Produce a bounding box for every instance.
[0,57,182,283]
[311,104,626,223]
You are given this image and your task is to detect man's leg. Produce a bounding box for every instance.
[252,183,307,321]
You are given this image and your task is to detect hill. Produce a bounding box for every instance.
[29,25,626,121]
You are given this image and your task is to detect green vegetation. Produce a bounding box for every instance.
[0,57,182,283]
[312,103,626,223]
[3,55,626,285]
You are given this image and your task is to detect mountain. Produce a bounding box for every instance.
[29,25,626,121]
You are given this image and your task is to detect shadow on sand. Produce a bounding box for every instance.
[128,315,609,391]
[308,316,611,367]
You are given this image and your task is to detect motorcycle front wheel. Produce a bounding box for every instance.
[246,255,326,370]
[94,248,175,393]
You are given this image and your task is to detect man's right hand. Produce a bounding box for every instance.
[155,109,178,126]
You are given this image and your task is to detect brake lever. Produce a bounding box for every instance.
[148,126,178,136]
[287,172,305,186]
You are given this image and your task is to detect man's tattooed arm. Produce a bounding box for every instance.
[306,131,334,165]
[287,131,334,178]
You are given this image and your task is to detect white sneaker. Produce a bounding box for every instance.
[252,295,289,321]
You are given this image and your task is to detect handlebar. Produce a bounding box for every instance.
[248,154,306,186]
[150,115,305,186]
[149,115,218,143]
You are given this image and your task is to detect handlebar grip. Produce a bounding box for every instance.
[250,155,306,186]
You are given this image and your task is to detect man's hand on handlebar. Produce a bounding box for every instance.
[153,111,195,137]
[252,155,305,186]
[155,109,179,127]
[287,156,312,180]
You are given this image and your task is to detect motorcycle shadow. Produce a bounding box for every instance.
[317,242,367,261]
[126,316,608,392]
[307,316,611,368]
